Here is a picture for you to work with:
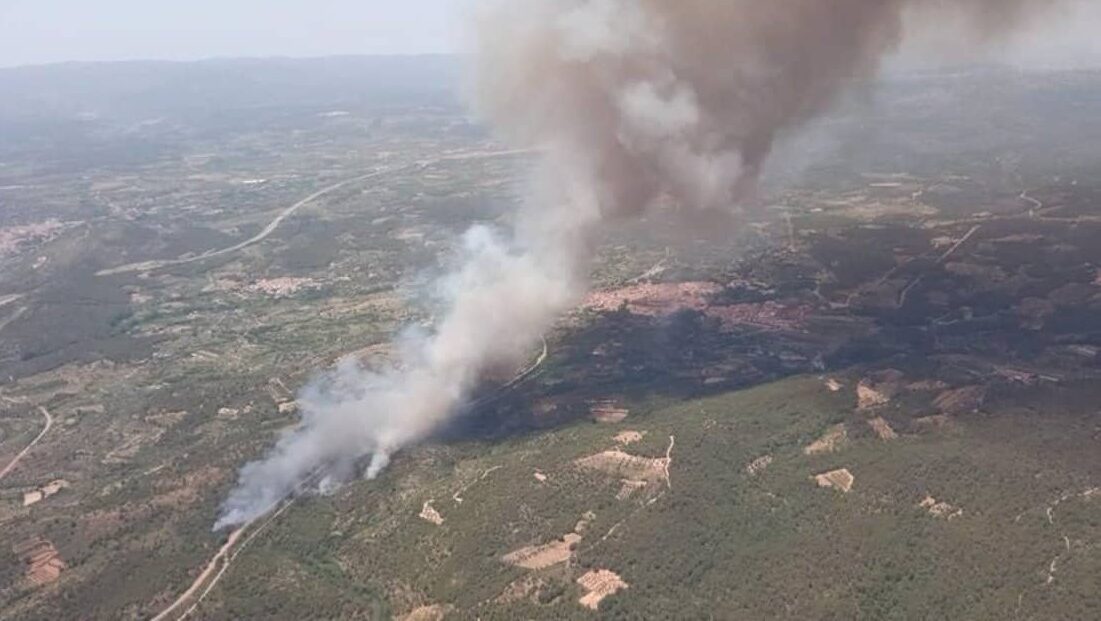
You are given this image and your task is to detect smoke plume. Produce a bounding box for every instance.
[217,0,1056,528]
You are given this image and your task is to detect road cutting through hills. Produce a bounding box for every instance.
[151,333,546,620]
[98,149,530,277]
[0,404,52,482]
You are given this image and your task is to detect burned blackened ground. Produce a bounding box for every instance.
[450,177,1101,443]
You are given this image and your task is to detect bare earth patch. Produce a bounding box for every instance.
[103,427,165,465]
[216,407,239,420]
[12,537,65,586]
[590,400,629,424]
[867,417,898,440]
[576,450,668,484]
[914,414,952,430]
[502,514,595,570]
[933,386,986,415]
[920,495,963,520]
[745,454,773,476]
[398,604,452,621]
[824,378,844,392]
[0,219,73,257]
[804,424,848,455]
[583,282,812,331]
[613,430,646,446]
[502,534,582,570]
[247,277,319,298]
[584,282,721,316]
[22,479,69,507]
[615,480,649,500]
[419,500,444,526]
[857,369,905,410]
[145,410,189,427]
[577,569,629,610]
[814,468,855,493]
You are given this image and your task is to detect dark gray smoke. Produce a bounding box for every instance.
[471,0,1058,215]
[217,0,1059,528]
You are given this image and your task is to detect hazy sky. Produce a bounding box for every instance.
[0,0,469,67]
[1,0,1098,69]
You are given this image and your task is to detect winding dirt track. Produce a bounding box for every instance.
[97,169,388,276]
[150,528,245,621]
[151,469,323,621]
[0,405,52,482]
[98,148,532,278]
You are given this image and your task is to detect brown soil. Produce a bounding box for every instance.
[12,537,65,586]
[501,533,582,570]
[583,282,810,331]
[0,220,71,257]
[144,410,189,427]
[914,414,952,430]
[857,369,905,410]
[501,514,594,570]
[576,450,668,484]
[615,479,649,500]
[103,427,166,465]
[576,569,629,610]
[584,282,722,316]
[22,479,69,507]
[590,400,629,423]
[804,424,848,455]
[419,501,444,526]
[613,430,646,445]
[814,468,855,493]
[745,454,773,476]
[920,495,963,520]
[867,417,898,440]
[933,386,986,415]
[247,277,318,298]
[399,604,452,621]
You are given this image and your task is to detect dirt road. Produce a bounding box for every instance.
[98,148,531,278]
[150,468,326,620]
[150,527,245,621]
[0,405,52,482]
[97,169,388,276]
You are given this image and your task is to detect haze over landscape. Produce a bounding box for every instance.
[2,0,1101,68]
[1,1,1101,619]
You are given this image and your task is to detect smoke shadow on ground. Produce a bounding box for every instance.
[432,308,863,444]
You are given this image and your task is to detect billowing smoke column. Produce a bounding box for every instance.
[216,0,1055,528]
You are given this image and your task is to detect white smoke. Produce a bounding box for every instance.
[217,0,1060,528]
